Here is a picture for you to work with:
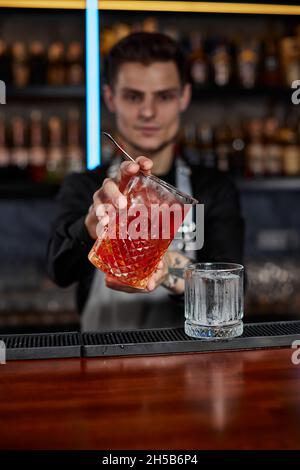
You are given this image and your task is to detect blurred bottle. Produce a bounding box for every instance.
[279,116,300,177]
[143,17,158,33]
[197,123,216,168]
[260,35,281,86]
[211,40,232,87]
[28,110,46,182]
[245,118,265,178]
[181,123,200,165]
[66,41,84,85]
[263,116,282,177]
[46,116,65,181]
[29,41,46,85]
[47,42,66,86]
[215,124,232,173]
[66,108,84,173]
[115,22,132,42]
[296,25,300,66]
[230,123,246,177]
[11,42,30,88]
[0,39,12,84]
[10,115,28,177]
[279,35,300,86]
[188,31,208,88]
[0,114,10,169]
[101,27,116,56]
[237,39,259,88]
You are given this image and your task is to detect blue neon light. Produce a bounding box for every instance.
[86,0,101,169]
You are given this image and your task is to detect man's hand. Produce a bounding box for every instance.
[84,156,153,240]
[105,258,168,293]
[105,251,191,295]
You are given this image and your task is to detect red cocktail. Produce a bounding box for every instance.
[88,172,197,289]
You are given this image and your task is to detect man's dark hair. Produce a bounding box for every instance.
[105,32,188,87]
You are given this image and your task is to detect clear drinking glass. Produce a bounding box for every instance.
[184,263,244,339]
[88,172,198,289]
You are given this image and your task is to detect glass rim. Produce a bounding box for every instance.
[184,262,244,273]
[140,172,199,206]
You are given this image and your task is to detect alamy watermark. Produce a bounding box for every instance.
[96,201,204,251]
[291,80,300,105]
[0,340,6,365]
[0,80,6,104]
[291,340,300,365]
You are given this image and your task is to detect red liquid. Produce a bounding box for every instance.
[89,209,185,289]
[88,176,189,288]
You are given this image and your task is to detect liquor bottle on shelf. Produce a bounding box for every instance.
[10,115,28,178]
[181,123,200,165]
[230,123,246,177]
[101,27,116,57]
[29,41,46,85]
[237,39,259,88]
[113,22,132,42]
[263,116,282,177]
[142,17,158,33]
[46,116,65,182]
[27,110,47,182]
[214,124,232,173]
[245,118,265,178]
[0,114,10,170]
[47,42,66,86]
[0,39,11,84]
[66,42,84,86]
[279,116,300,177]
[65,108,84,173]
[11,42,30,88]
[296,25,300,60]
[197,122,216,169]
[188,31,208,88]
[260,35,281,87]
[211,40,232,87]
[279,35,300,86]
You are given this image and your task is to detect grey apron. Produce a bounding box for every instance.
[81,157,195,332]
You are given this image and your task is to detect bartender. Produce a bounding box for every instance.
[46,32,244,331]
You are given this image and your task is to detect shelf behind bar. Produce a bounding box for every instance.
[4,85,293,102]
[0,182,61,199]
[1,178,300,199]
[192,85,293,102]
[236,178,300,191]
[6,86,86,101]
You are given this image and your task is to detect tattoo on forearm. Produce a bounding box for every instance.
[174,256,181,267]
[162,274,178,290]
[162,253,192,292]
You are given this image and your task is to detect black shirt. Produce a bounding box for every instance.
[46,157,244,313]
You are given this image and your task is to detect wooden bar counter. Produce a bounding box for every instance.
[0,347,300,450]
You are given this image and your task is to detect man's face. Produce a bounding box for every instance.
[104,61,191,154]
